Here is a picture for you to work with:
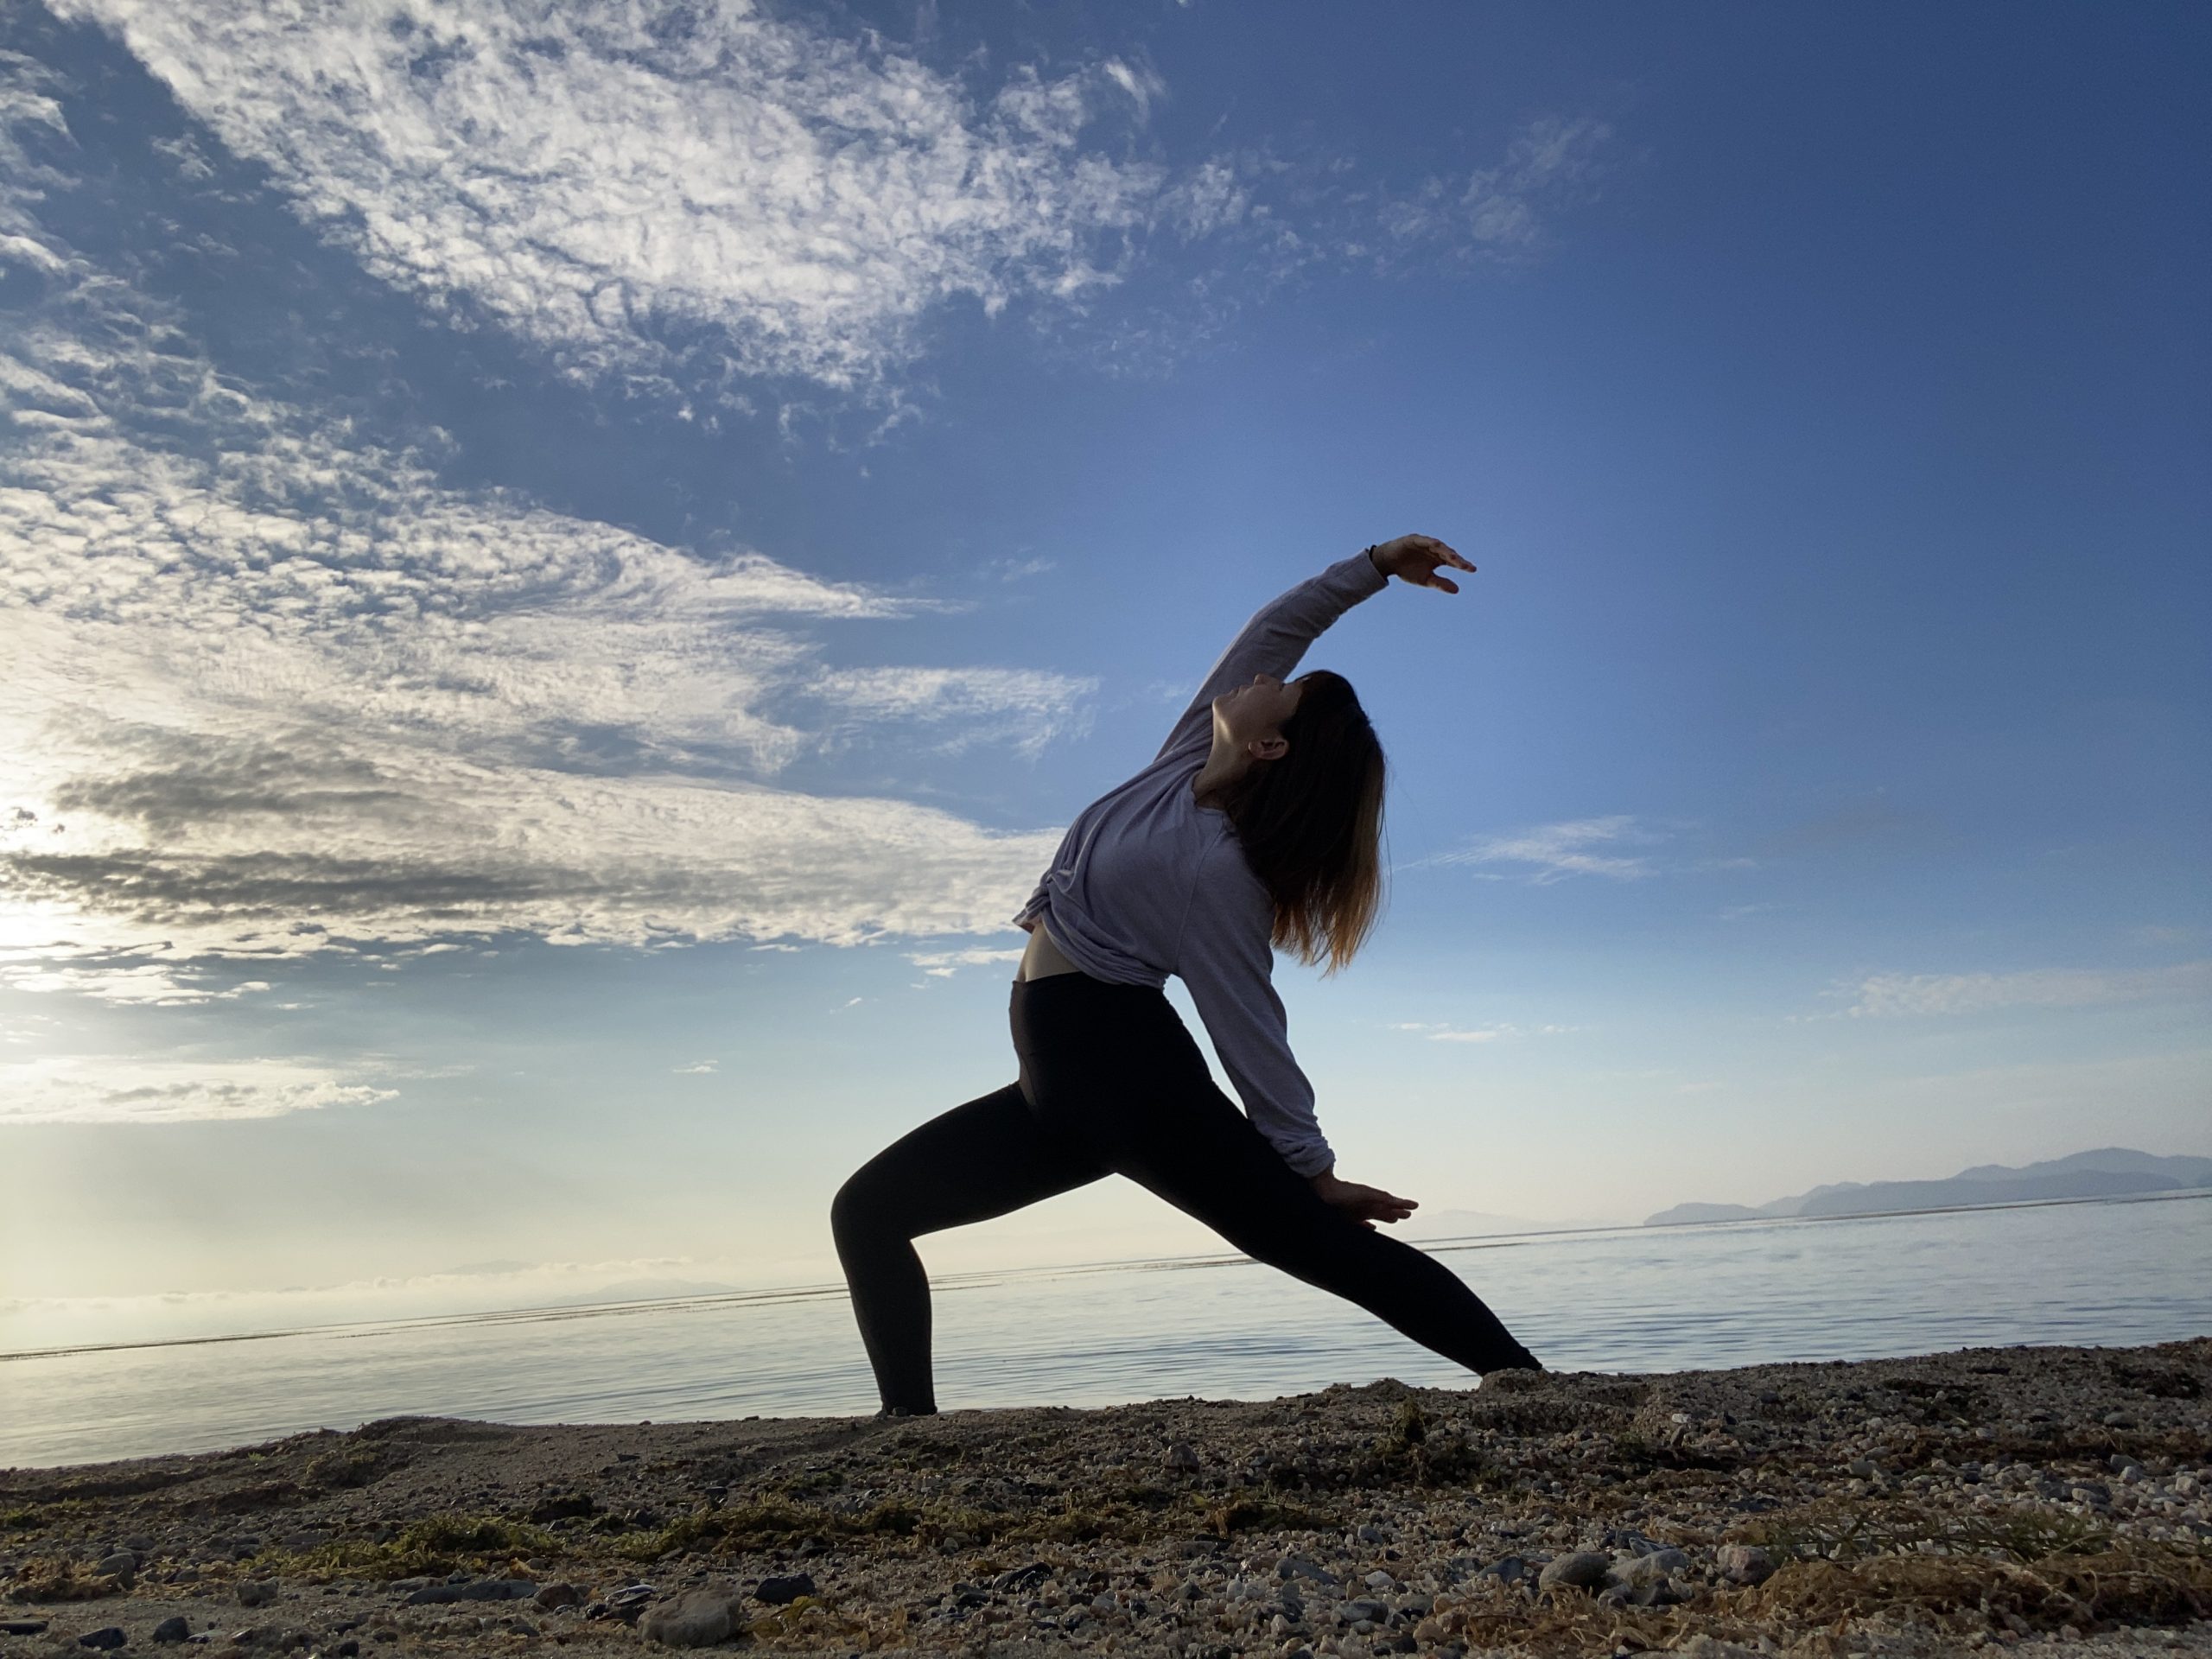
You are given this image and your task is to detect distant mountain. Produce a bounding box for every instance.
[1645,1147,2212,1228]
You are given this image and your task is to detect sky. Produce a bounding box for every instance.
[1,0,2206,1346]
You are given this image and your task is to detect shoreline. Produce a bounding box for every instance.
[4,1338,2208,1656]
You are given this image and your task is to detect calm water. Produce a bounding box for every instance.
[4,1193,2206,1470]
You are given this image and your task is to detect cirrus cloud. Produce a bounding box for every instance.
[45,0,1175,397]
[0,75,1089,1000]
[0,1054,394,1125]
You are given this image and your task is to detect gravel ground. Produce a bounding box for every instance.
[3,1337,2208,1656]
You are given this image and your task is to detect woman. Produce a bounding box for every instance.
[832,534,1543,1417]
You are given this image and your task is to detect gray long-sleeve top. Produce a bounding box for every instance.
[1011,547,1390,1177]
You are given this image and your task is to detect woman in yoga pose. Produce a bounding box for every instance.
[832,534,1543,1415]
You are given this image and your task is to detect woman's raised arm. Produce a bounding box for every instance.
[1151,535,1473,765]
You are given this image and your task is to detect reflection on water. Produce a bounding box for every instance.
[3,1192,2205,1469]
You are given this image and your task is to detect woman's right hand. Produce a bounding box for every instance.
[1369,534,1477,594]
[1310,1169,1419,1230]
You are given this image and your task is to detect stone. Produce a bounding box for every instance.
[0,1623,50,1637]
[1675,1637,1763,1659]
[753,1573,813,1605]
[399,1579,536,1606]
[1716,1543,1775,1586]
[94,1554,137,1585]
[526,1493,595,1522]
[1536,1551,1610,1592]
[1275,1556,1338,1587]
[532,1584,582,1611]
[1471,1554,1530,1585]
[151,1619,191,1644]
[77,1631,127,1651]
[639,1585,747,1649]
[1609,1548,1688,1592]
[235,1582,276,1609]
[603,1583,656,1623]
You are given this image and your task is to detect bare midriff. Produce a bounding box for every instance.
[1017,921,1085,982]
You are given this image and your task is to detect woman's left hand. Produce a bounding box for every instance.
[1368,534,1477,594]
[1310,1169,1419,1230]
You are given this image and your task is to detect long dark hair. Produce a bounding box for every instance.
[1211,670,1388,977]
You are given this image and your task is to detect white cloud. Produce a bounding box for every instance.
[906,944,1024,979]
[0,1054,393,1125]
[807,665,1096,759]
[1844,960,2212,1019]
[672,1060,718,1076]
[0,94,1085,999]
[1380,115,1611,256]
[47,0,1176,397]
[1425,815,1659,884]
[35,9,1612,392]
[0,959,270,1006]
[1389,1020,1579,1043]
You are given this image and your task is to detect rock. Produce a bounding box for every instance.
[77,1630,127,1651]
[1470,1554,1529,1585]
[753,1573,813,1605]
[1274,1556,1338,1587]
[533,1584,583,1611]
[399,1580,536,1606]
[601,1584,656,1623]
[526,1493,595,1522]
[1609,1548,1688,1592]
[0,1623,50,1637]
[235,1582,276,1609]
[1355,1524,1390,1545]
[1537,1551,1610,1592]
[1675,1637,1764,1658]
[1363,1569,1395,1589]
[94,1554,137,1586]
[639,1585,747,1648]
[151,1619,191,1644]
[1716,1543,1775,1586]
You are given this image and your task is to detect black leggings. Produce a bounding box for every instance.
[831,971,1540,1414]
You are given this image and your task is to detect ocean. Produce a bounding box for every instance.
[4,1191,2205,1471]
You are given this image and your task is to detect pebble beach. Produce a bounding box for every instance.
[4,1338,2209,1658]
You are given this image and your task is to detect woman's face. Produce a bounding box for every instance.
[1212,671,1309,750]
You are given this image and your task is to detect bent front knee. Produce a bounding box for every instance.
[831,1168,895,1247]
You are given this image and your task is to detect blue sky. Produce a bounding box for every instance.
[2,1,2205,1343]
